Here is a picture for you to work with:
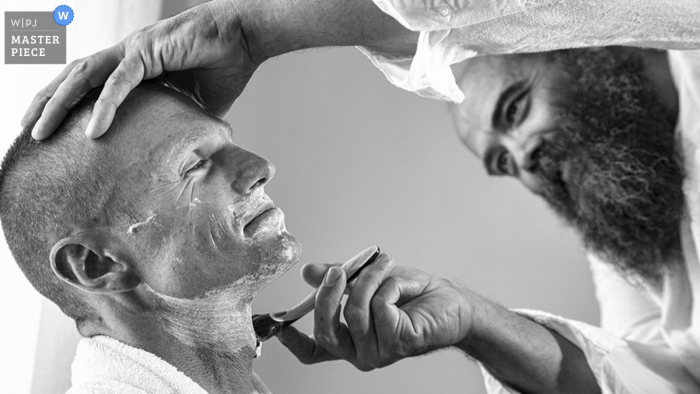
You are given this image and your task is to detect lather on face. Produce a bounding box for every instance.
[106,84,300,300]
[0,83,301,394]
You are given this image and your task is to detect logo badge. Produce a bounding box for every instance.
[53,5,74,26]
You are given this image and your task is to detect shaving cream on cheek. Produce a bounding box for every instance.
[247,234,302,281]
[127,214,158,235]
[144,280,258,357]
[189,197,202,209]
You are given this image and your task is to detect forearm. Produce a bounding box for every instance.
[226,0,418,62]
[458,300,600,394]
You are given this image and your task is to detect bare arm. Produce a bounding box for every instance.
[458,301,600,394]
[237,0,417,60]
[278,259,600,394]
[24,0,417,140]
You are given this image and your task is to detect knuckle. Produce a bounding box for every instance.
[384,276,400,286]
[70,59,89,75]
[94,97,116,110]
[346,322,365,339]
[370,294,386,310]
[106,69,127,85]
[382,253,394,263]
[44,95,71,114]
[343,303,367,323]
[32,90,51,104]
[313,332,335,348]
[68,58,83,68]
[130,28,151,44]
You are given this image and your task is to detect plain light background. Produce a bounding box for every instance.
[1,1,598,393]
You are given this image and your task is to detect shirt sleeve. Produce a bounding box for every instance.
[358,0,700,102]
[478,310,700,394]
[588,254,665,346]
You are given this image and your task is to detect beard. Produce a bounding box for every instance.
[534,48,684,285]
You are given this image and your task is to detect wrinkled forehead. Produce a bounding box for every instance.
[451,53,555,158]
[99,85,231,163]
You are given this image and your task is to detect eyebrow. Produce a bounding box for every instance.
[171,127,210,157]
[166,121,232,164]
[491,80,526,131]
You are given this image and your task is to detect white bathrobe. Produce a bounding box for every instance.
[67,335,209,394]
[67,335,270,394]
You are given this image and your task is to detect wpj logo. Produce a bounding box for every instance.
[5,6,72,64]
[10,18,37,28]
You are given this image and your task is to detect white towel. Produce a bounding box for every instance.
[67,335,209,394]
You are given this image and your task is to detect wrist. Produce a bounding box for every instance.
[453,292,505,355]
[443,281,492,353]
[207,0,270,65]
[229,0,313,62]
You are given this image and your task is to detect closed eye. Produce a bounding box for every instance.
[187,159,208,174]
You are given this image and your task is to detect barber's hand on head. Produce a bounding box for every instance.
[23,0,263,140]
[277,253,478,371]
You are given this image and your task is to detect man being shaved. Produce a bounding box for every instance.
[0,83,306,393]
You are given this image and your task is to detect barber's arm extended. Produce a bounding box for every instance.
[25,0,700,141]
[23,0,417,140]
[277,254,601,394]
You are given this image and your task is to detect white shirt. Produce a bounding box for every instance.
[360,0,700,103]
[360,1,700,392]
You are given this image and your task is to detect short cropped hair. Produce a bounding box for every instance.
[0,88,135,325]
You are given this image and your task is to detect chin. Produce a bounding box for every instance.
[247,231,302,291]
[270,231,302,271]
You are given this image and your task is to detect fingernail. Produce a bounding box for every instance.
[31,121,42,139]
[324,267,342,285]
[85,118,96,138]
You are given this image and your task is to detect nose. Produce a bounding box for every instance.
[512,136,543,173]
[510,137,544,194]
[229,148,276,195]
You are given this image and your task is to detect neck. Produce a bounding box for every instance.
[144,283,260,394]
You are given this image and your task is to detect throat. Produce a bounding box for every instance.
[147,283,257,355]
[145,283,259,393]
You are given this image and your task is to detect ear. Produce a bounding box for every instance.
[50,232,141,293]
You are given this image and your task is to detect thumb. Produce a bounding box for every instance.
[300,263,340,288]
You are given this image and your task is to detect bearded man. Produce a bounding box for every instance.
[454,47,684,288]
[273,47,700,394]
[18,0,700,392]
